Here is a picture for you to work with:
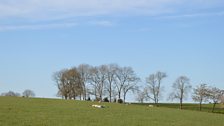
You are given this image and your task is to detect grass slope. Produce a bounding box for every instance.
[0,97,223,126]
[134,103,224,114]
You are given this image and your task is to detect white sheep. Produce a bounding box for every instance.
[148,105,154,108]
[92,104,105,108]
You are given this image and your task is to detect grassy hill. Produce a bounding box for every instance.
[0,97,223,126]
[134,103,224,114]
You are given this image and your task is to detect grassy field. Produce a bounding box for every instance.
[0,97,223,126]
[134,103,224,114]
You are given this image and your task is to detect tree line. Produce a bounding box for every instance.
[53,64,224,111]
[1,89,35,98]
[53,64,140,103]
[137,75,224,112]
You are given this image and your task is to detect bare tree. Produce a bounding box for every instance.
[89,65,107,101]
[192,84,209,111]
[115,66,127,100]
[104,64,118,102]
[146,71,167,105]
[98,65,107,101]
[89,67,99,100]
[112,66,140,103]
[146,74,157,102]
[53,69,70,99]
[207,87,224,112]
[23,89,35,98]
[77,64,91,100]
[122,75,140,103]
[136,88,148,103]
[169,76,192,109]
[115,66,138,102]
[1,91,20,97]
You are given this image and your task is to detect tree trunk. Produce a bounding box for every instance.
[199,99,202,111]
[109,84,112,102]
[123,93,126,104]
[118,91,121,99]
[109,92,112,103]
[180,98,183,109]
[153,89,157,105]
[180,88,183,109]
[212,103,216,113]
[141,99,143,103]
[83,84,86,100]
[155,99,159,107]
[100,95,102,101]
[156,80,161,105]
[199,102,201,111]
[94,88,97,100]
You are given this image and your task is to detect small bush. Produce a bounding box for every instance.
[117,99,123,104]
[86,97,91,101]
[103,97,109,102]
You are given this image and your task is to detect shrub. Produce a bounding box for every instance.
[86,97,91,101]
[103,97,109,102]
[117,99,123,104]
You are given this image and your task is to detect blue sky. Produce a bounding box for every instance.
[0,0,224,101]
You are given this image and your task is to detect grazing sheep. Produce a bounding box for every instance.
[148,105,154,108]
[92,104,105,108]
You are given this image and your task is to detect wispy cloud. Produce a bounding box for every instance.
[0,20,116,31]
[0,0,224,31]
[0,22,77,32]
[89,20,114,27]
[0,0,224,19]
[156,11,224,19]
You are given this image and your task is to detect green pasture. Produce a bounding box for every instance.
[135,102,224,114]
[0,97,223,126]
